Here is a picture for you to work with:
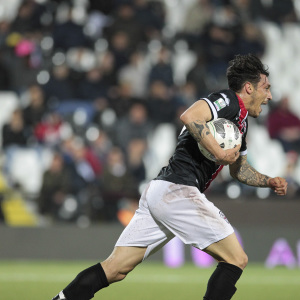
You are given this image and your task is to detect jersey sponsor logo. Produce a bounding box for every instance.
[213,98,226,111]
[213,93,230,111]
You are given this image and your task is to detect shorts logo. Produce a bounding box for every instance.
[219,210,229,223]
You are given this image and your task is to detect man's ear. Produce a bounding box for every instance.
[244,82,253,95]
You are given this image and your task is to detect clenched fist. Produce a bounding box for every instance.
[267,177,288,196]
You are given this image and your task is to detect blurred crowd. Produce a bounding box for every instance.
[0,0,299,225]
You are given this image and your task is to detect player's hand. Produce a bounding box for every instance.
[267,177,288,196]
[215,144,241,165]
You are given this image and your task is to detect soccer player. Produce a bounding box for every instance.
[52,54,288,300]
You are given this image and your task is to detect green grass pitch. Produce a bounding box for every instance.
[0,260,299,299]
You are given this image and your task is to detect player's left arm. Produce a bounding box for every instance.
[229,154,288,196]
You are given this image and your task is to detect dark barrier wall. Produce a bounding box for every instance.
[0,199,299,265]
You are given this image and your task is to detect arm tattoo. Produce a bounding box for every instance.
[185,120,211,143]
[230,155,270,187]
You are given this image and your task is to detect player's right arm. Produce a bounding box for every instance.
[180,100,240,165]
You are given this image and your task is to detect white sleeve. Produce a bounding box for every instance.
[202,98,218,120]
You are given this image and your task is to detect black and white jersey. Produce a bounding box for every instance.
[155,89,248,192]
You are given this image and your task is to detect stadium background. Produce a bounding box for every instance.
[0,0,299,269]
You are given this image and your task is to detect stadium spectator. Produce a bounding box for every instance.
[133,0,166,41]
[89,129,113,165]
[108,31,132,73]
[260,0,298,25]
[177,81,198,108]
[42,64,75,104]
[110,81,141,119]
[0,49,12,90]
[148,46,174,88]
[105,3,145,50]
[22,84,47,131]
[52,6,91,51]
[98,146,138,221]
[267,96,300,194]
[8,36,42,91]
[118,50,149,98]
[146,80,182,126]
[126,138,147,184]
[37,151,72,220]
[181,0,214,47]
[77,67,110,101]
[267,96,300,157]
[231,0,262,22]
[72,139,102,178]
[33,111,66,147]
[2,108,29,149]
[202,23,236,82]
[59,136,102,218]
[10,0,47,34]
[115,101,152,151]
[236,23,266,57]
[0,21,11,49]
[186,51,211,98]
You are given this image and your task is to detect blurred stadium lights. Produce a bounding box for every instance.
[101,108,117,127]
[174,40,189,52]
[37,70,50,85]
[94,38,109,53]
[148,39,162,53]
[73,108,88,126]
[226,182,242,199]
[40,36,54,53]
[76,214,91,228]
[85,126,100,142]
[59,196,78,221]
[52,52,66,66]
[59,123,73,140]
[256,187,271,199]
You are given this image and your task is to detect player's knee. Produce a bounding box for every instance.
[102,261,134,283]
[113,265,134,282]
[234,253,248,270]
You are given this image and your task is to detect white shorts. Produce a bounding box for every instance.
[116,180,234,260]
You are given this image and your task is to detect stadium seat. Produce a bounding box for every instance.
[8,147,52,198]
[54,99,95,126]
[247,123,286,176]
[145,123,177,179]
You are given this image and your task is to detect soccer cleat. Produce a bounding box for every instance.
[52,291,67,300]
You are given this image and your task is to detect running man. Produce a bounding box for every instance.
[52,54,287,300]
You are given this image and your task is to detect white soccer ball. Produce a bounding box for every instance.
[198,118,242,162]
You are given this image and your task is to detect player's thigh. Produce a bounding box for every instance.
[115,181,174,258]
[203,232,248,269]
[102,246,147,283]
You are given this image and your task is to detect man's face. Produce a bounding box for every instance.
[248,74,272,118]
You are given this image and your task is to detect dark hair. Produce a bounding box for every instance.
[226,54,269,92]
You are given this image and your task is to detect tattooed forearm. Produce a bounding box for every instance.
[185,120,211,143]
[230,156,270,187]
